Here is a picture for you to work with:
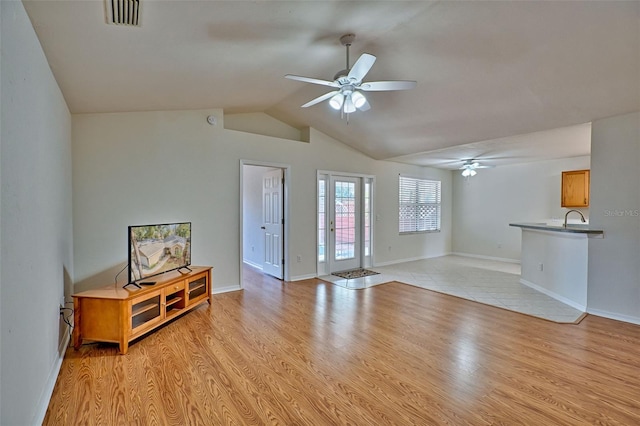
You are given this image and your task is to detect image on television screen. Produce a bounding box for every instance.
[129,222,191,282]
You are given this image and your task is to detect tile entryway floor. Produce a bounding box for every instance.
[319,255,585,324]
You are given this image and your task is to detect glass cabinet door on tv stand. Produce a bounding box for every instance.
[186,272,208,304]
[130,289,164,337]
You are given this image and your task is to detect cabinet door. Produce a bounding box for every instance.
[562,170,590,207]
[130,289,164,336]
[186,271,209,305]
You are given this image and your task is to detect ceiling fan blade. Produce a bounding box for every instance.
[285,74,339,88]
[301,91,340,108]
[348,53,376,83]
[460,160,496,170]
[359,80,417,91]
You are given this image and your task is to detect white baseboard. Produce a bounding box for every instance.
[212,284,242,294]
[34,323,71,425]
[374,252,447,267]
[291,273,318,281]
[451,252,521,264]
[520,278,586,312]
[587,308,640,326]
[242,259,263,270]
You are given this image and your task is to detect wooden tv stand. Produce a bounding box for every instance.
[73,266,212,354]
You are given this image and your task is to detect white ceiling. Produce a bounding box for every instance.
[388,122,592,169]
[23,0,639,167]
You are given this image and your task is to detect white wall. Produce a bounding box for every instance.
[72,110,227,291]
[0,3,3,421]
[588,111,640,324]
[72,110,452,290]
[371,162,452,265]
[0,2,73,424]
[452,156,590,261]
[225,112,303,142]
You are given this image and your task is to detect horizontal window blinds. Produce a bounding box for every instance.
[399,176,441,233]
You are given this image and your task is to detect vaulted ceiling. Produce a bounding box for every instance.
[23,1,639,167]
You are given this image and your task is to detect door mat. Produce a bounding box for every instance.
[332,268,380,279]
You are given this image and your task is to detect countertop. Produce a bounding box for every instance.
[510,222,604,236]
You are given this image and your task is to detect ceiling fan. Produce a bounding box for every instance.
[459,159,495,177]
[285,34,417,116]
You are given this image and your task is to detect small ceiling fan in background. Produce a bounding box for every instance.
[285,34,417,116]
[459,159,495,177]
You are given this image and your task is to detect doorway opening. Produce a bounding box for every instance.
[317,171,374,276]
[241,161,290,287]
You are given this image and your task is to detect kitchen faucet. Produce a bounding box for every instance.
[564,209,586,228]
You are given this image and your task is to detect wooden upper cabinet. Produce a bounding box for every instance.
[562,169,590,207]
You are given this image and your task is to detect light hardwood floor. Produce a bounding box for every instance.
[45,266,640,425]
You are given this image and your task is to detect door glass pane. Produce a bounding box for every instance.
[318,179,326,263]
[364,181,371,257]
[335,181,355,260]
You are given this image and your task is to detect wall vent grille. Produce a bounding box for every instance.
[105,0,141,26]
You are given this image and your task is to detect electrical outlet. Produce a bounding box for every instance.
[296,255,301,263]
[538,263,544,272]
[59,303,64,314]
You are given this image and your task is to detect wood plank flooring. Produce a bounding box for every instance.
[45,267,640,425]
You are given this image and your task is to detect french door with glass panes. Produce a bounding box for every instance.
[330,176,361,272]
[317,173,373,275]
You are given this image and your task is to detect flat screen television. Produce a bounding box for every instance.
[128,222,191,285]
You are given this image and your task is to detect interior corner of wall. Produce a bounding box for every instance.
[300,127,311,143]
[210,108,224,127]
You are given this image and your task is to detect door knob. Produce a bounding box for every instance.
[261,226,266,229]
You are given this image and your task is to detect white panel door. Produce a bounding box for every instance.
[262,168,284,279]
[329,176,361,272]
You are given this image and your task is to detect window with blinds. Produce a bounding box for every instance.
[399,176,441,233]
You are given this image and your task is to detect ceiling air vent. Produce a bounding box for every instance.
[105,0,141,26]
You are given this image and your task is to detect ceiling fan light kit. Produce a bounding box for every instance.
[285,34,416,118]
[351,91,366,108]
[459,159,495,177]
[329,93,344,110]
[344,95,357,113]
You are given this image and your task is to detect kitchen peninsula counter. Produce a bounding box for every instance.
[509,222,603,236]
[510,223,603,312]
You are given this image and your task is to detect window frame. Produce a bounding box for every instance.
[398,175,442,234]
